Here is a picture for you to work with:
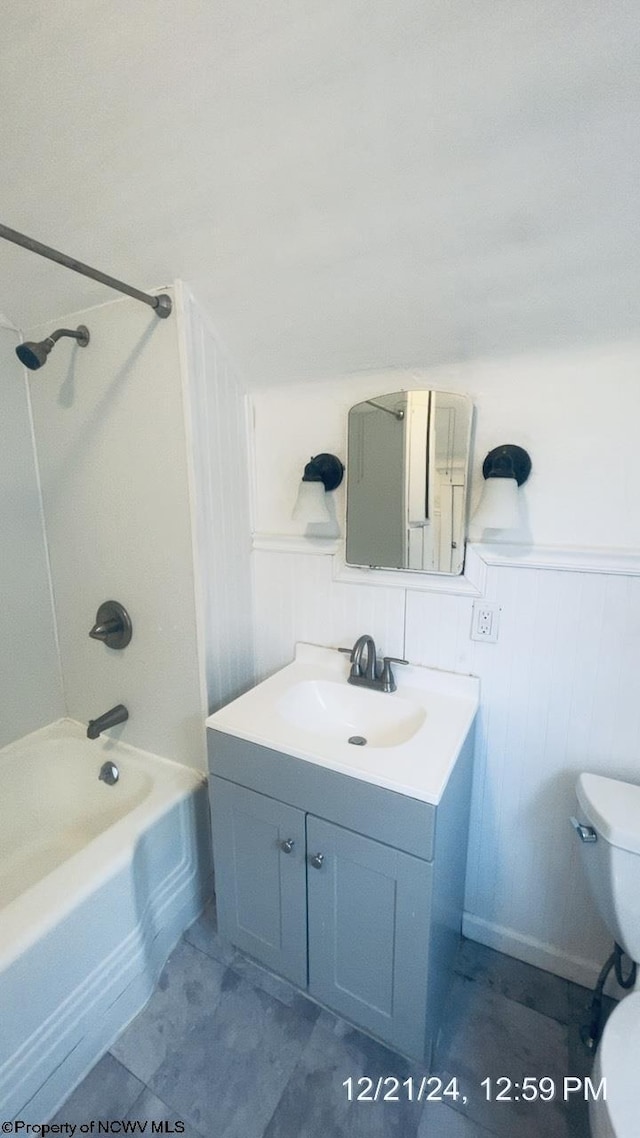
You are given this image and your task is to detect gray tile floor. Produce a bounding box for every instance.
[55,904,608,1137]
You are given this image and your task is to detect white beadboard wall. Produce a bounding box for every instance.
[253,547,635,984]
[253,549,405,682]
[405,567,640,985]
[0,328,63,747]
[179,284,255,712]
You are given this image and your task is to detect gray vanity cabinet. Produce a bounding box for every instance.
[208,727,474,1063]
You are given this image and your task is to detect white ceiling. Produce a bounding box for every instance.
[1,0,639,386]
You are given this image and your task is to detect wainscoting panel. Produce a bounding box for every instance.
[407,567,640,985]
[253,549,406,681]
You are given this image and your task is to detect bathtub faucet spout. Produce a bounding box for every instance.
[87,704,129,739]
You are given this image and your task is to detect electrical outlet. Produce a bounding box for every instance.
[471,601,500,643]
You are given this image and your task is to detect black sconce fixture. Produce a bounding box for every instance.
[473,444,532,531]
[292,453,345,525]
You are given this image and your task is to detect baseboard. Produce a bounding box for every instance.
[462,912,605,990]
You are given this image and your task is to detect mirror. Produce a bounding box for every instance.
[346,390,473,575]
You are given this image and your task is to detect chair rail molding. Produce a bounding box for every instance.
[252,534,640,593]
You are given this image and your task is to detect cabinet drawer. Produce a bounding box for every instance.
[208,730,436,861]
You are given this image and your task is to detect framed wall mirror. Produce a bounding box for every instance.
[345,390,473,576]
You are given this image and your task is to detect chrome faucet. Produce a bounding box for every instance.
[340,635,409,693]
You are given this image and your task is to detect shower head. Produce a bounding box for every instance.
[15,325,90,371]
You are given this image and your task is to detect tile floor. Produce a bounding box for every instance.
[55,904,609,1137]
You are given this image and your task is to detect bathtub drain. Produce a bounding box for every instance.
[348,736,367,746]
[99,760,119,785]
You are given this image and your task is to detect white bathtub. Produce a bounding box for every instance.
[0,719,212,1122]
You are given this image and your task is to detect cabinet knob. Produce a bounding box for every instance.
[310,852,325,869]
[280,838,295,854]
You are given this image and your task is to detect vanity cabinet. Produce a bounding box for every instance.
[207,727,474,1063]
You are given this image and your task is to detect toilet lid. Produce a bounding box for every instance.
[597,992,640,1137]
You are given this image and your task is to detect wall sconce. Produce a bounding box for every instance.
[292,453,345,525]
[473,444,532,531]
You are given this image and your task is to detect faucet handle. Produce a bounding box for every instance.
[337,646,354,657]
[380,655,409,693]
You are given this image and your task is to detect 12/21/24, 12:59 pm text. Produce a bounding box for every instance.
[342,1075,606,1104]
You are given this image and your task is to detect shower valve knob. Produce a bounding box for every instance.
[89,601,133,649]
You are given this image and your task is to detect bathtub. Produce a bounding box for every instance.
[0,718,212,1122]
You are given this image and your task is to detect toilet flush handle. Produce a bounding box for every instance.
[570,816,598,843]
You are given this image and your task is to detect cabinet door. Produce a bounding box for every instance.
[307,815,432,1059]
[210,778,307,987]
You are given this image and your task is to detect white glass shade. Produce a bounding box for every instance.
[472,476,520,531]
[292,479,331,524]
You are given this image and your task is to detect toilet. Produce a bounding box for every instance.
[573,773,640,1138]
[590,989,640,1138]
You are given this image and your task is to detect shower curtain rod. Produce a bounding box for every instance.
[0,222,172,318]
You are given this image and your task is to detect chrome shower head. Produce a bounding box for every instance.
[15,325,90,371]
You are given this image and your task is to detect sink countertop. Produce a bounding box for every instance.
[206,643,479,806]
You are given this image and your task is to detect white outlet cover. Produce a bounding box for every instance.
[471,601,500,643]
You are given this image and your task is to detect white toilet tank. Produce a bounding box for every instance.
[575,773,640,962]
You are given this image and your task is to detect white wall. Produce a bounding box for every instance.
[27,290,207,769]
[179,284,255,712]
[0,328,63,747]
[251,338,640,551]
[250,343,640,985]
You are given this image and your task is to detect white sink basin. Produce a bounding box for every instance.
[206,643,479,805]
[277,680,426,747]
